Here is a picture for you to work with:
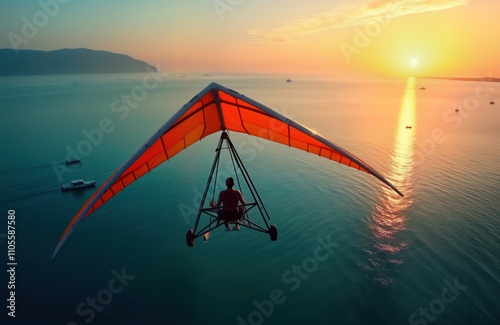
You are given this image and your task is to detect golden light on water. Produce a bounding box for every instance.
[365,78,417,286]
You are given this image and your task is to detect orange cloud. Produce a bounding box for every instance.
[248,0,467,43]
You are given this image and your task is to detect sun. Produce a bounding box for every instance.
[409,57,419,67]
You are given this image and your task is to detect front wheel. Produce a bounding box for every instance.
[269,225,278,241]
[186,230,195,247]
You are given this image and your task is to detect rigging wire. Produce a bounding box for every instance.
[211,147,221,202]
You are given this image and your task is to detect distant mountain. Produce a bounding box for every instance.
[0,48,157,76]
[421,76,500,83]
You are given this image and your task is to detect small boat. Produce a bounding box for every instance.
[286,79,292,83]
[61,179,97,191]
[405,126,412,129]
[419,87,426,90]
[490,101,495,105]
[455,108,460,112]
[65,159,81,165]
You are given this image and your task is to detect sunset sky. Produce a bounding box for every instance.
[1,0,499,77]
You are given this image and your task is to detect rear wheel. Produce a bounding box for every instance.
[186,230,195,247]
[269,225,278,241]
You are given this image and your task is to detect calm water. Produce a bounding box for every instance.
[0,74,499,325]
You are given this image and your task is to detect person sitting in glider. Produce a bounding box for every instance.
[210,177,246,231]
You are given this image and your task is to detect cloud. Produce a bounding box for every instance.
[248,0,468,43]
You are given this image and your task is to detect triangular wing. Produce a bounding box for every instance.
[52,82,402,257]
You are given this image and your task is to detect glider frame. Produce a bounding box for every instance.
[186,131,277,246]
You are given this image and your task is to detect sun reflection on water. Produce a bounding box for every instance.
[363,77,416,286]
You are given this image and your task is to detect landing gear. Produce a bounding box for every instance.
[185,131,277,247]
[186,230,195,247]
[269,225,278,241]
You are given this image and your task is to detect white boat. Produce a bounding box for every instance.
[61,179,97,191]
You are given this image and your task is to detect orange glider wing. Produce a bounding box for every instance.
[53,82,402,257]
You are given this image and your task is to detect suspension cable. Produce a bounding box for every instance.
[228,140,242,194]
[211,147,221,201]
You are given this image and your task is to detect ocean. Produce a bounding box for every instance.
[0,73,499,325]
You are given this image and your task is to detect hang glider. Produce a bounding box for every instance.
[52,82,403,257]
